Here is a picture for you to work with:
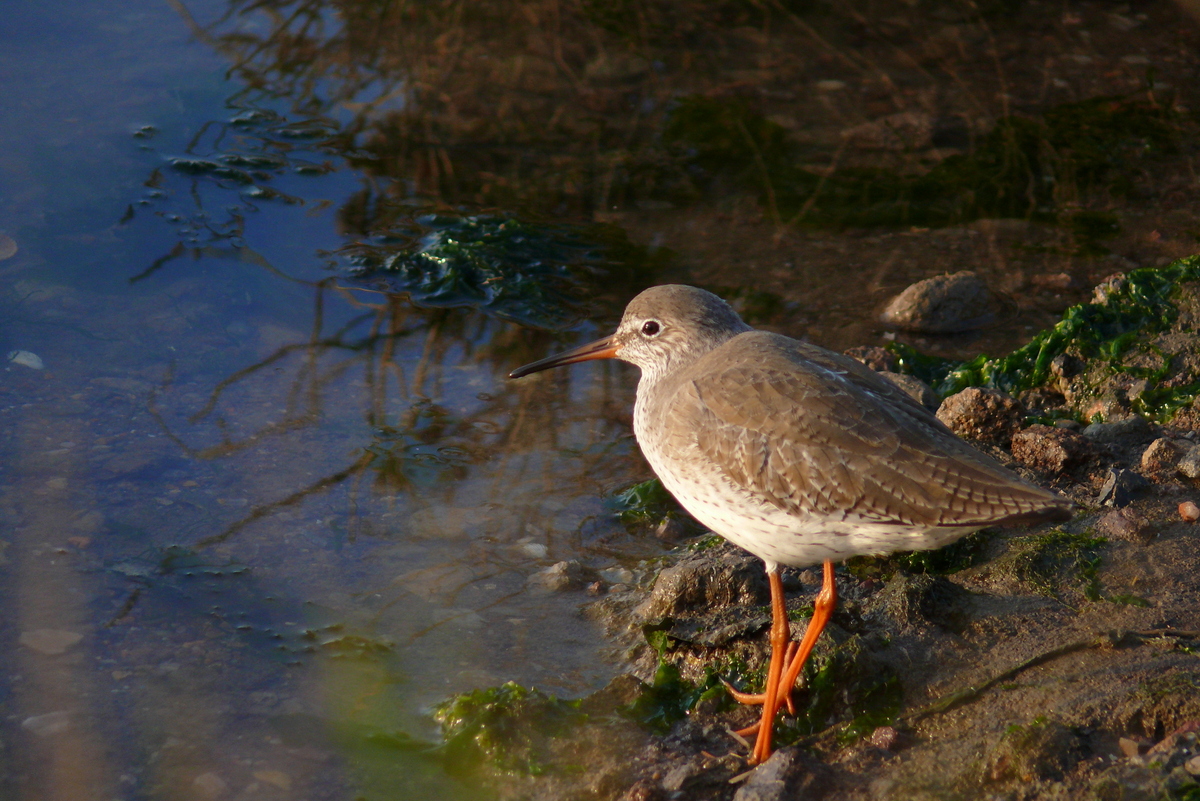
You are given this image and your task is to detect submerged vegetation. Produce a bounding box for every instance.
[662,93,1177,229]
[335,213,667,330]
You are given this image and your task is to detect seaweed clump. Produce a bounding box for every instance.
[335,213,664,330]
[890,256,1200,422]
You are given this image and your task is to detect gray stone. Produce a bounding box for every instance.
[733,747,830,801]
[1178,444,1200,479]
[1084,416,1154,444]
[526,560,597,592]
[1141,437,1185,479]
[660,760,704,792]
[635,553,769,621]
[1097,468,1149,508]
[880,271,995,333]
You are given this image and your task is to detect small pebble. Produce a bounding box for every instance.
[7,350,44,371]
[1180,501,1200,522]
[1119,737,1149,758]
[868,726,900,750]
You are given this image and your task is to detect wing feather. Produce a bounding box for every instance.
[670,333,1066,528]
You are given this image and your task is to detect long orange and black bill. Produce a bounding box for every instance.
[509,335,619,378]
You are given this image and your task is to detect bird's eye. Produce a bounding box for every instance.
[641,320,661,337]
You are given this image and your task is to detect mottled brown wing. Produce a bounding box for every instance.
[675,334,1067,528]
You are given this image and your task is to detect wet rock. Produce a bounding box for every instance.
[1084,416,1154,445]
[880,271,995,333]
[635,553,769,621]
[1139,437,1186,480]
[1018,386,1069,416]
[580,674,647,716]
[1097,508,1156,544]
[1011,424,1093,473]
[1050,352,1083,381]
[527,560,598,593]
[1177,444,1200,479]
[841,111,934,151]
[868,573,974,633]
[7,350,44,370]
[981,718,1083,784]
[660,759,705,792]
[1180,501,1200,522]
[1083,389,1136,423]
[843,345,896,372]
[937,388,1023,445]
[654,517,688,543]
[1097,468,1149,508]
[732,747,831,801]
[1186,755,1200,776]
[619,780,664,801]
[1093,272,1128,305]
[880,372,939,412]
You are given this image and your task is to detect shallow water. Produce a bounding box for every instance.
[2,0,1199,798]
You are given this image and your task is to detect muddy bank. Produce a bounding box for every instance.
[438,261,1200,800]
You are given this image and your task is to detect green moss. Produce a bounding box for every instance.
[621,658,721,732]
[848,530,994,581]
[886,257,1200,419]
[995,530,1106,599]
[773,635,902,744]
[434,682,586,775]
[1107,593,1151,608]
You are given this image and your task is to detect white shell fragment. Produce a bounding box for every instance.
[7,350,45,370]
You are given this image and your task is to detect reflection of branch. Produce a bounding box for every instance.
[164,0,220,48]
[194,450,374,549]
[129,241,187,284]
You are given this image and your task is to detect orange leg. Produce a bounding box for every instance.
[731,559,838,744]
[744,568,789,765]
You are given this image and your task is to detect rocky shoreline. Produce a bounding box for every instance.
[439,261,1200,801]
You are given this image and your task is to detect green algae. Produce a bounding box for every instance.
[338,213,665,330]
[887,257,1200,422]
[621,655,725,733]
[435,682,587,775]
[992,530,1106,599]
[614,478,680,527]
[849,530,994,581]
